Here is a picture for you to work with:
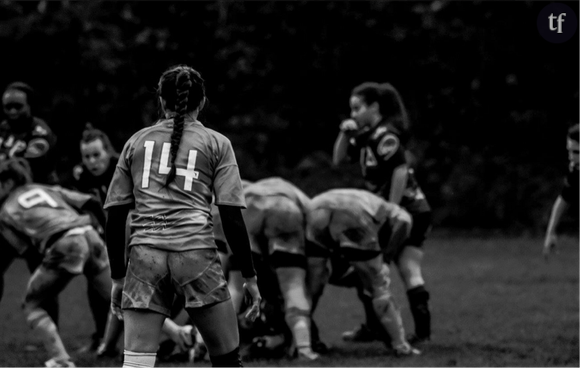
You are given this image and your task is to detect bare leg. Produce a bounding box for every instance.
[186,300,239,357]
[123,309,166,353]
[23,266,75,362]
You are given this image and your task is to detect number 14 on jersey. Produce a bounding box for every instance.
[142,141,199,191]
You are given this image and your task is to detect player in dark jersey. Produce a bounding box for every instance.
[543,123,579,258]
[333,82,432,345]
[104,65,261,368]
[0,158,111,368]
[1,82,58,184]
[306,188,420,356]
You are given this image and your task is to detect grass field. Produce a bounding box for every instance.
[0,232,578,367]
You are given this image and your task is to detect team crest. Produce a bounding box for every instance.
[371,126,388,140]
[377,134,399,158]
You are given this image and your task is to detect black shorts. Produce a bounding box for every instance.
[403,211,432,247]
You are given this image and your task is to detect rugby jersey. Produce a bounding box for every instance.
[104,119,245,251]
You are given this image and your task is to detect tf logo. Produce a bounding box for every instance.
[537,2,578,43]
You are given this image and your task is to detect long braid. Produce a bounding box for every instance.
[164,69,192,187]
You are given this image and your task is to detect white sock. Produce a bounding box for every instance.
[123,350,157,368]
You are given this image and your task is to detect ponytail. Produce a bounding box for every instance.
[164,70,191,187]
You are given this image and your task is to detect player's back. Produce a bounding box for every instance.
[0,184,93,252]
[244,177,311,212]
[111,119,240,251]
[311,188,393,220]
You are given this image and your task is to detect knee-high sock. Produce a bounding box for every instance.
[407,285,431,339]
[123,350,156,368]
[26,308,70,361]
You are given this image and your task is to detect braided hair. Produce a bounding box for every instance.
[157,65,206,187]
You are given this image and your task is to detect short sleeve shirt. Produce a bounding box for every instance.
[0,184,93,254]
[349,122,430,214]
[104,119,245,252]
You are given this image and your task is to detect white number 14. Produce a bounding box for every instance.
[142,141,199,191]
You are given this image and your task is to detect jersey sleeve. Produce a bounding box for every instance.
[104,139,135,209]
[212,138,246,208]
[49,186,93,209]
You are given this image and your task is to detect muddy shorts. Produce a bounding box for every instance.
[122,246,230,316]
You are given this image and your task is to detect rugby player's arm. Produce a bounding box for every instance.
[218,205,256,278]
[388,164,408,205]
[80,195,107,232]
[544,195,570,257]
[333,132,351,166]
[105,204,131,280]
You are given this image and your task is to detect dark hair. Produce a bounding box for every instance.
[351,82,410,139]
[80,122,116,155]
[0,158,33,186]
[157,64,206,187]
[3,81,35,108]
[568,124,579,143]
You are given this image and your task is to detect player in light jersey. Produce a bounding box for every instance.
[234,177,318,361]
[333,82,432,344]
[104,65,261,368]
[0,158,111,368]
[305,188,420,356]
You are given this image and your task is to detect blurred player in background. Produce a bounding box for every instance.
[233,177,318,361]
[543,123,579,258]
[0,82,60,327]
[0,82,58,184]
[104,64,261,368]
[333,82,432,345]
[306,188,420,356]
[0,158,110,368]
[62,122,124,355]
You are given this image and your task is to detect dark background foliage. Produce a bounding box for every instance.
[0,0,578,232]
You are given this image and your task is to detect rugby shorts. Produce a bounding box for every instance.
[42,225,109,275]
[122,246,230,316]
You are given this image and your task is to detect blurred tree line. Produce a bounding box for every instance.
[0,0,578,233]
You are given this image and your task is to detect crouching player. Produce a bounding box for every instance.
[306,188,420,357]
[234,177,319,361]
[0,158,111,367]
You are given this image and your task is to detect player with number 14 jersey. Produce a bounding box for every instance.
[105,118,245,252]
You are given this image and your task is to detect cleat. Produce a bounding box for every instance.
[341,324,380,342]
[44,358,76,368]
[297,347,320,361]
[311,339,330,354]
[394,344,421,357]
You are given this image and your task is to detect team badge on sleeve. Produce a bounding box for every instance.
[24,138,50,158]
[377,134,399,159]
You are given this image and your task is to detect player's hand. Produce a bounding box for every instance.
[172,324,195,351]
[543,233,559,260]
[243,276,261,322]
[111,278,124,321]
[339,119,359,136]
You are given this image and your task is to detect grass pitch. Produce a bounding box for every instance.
[0,233,577,367]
